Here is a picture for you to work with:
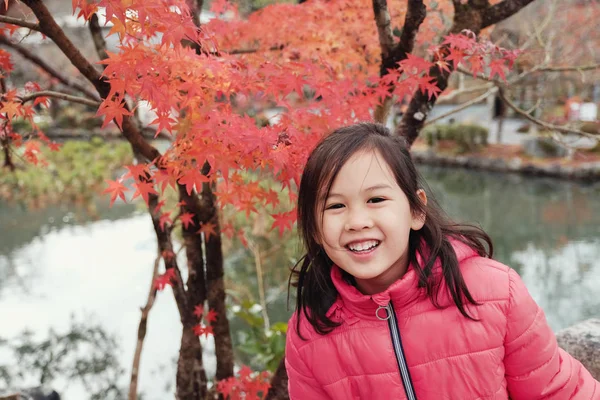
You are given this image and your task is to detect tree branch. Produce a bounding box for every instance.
[497,88,599,140]
[537,63,600,73]
[21,0,109,96]
[0,15,40,31]
[89,13,109,62]
[425,87,497,126]
[373,0,426,122]
[372,0,395,60]
[19,90,101,107]
[481,0,536,29]
[396,0,535,145]
[128,252,161,400]
[437,82,494,102]
[0,34,100,100]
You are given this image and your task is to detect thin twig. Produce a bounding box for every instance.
[128,252,161,400]
[0,34,100,101]
[248,240,270,332]
[19,90,101,107]
[0,15,40,31]
[497,88,599,141]
[437,82,493,102]
[425,88,497,126]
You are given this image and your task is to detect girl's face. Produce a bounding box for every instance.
[317,149,426,295]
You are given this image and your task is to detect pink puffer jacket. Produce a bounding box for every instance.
[286,241,599,399]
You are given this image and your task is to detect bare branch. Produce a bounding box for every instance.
[226,45,284,55]
[425,87,497,126]
[89,13,109,63]
[497,89,599,140]
[0,15,40,31]
[19,90,101,107]
[21,0,108,96]
[481,0,536,29]
[437,82,494,102]
[537,63,600,73]
[0,34,100,100]
[128,252,161,400]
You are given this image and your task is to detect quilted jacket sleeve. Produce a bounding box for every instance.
[504,268,599,399]
[285,316,330,400]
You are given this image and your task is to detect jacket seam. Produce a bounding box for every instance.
[505,306,542,351]
[410,344,503,368]
[323,371,399,387]
[295,324,381,351]
[506,347,556,381]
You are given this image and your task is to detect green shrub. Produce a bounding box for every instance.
[422,122,489,153]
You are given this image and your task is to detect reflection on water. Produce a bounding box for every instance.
[0,167,599,397]
[419,165,600,329]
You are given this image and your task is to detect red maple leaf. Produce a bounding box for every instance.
[96,99,131,130]
[445,48,466,68]
[150,112,176,136]
[270,211,296,236]
[180,212,195,229]
[154,268,177,291]
[159,212,172,231]
[205,309,218,323]
[203,325,214,337]
[399,53,433,75]
[103,179,127,206]
[197,222,217,240]
[178,169,209,196]
[193,324,205,336]
[131,180,158,205]
[417,76,442,100]
[193,304,204,318]
[125,164,150,180]
[489,59,507,81]
[153,199,166,214]
[443,33,475,50]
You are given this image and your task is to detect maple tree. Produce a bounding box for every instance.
[0,0,544,398]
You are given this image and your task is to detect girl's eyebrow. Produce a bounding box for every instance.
[326,183,393,199]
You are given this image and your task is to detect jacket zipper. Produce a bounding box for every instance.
[376,302,417,400]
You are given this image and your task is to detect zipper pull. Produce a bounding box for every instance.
[376,303,391,320]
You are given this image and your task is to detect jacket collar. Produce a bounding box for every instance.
[329,239,478,320]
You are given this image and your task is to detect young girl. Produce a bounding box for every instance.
[285,122,599,399]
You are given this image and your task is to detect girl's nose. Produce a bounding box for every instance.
[344,210,374,231]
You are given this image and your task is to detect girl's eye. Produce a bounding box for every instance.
[325,203,344,210]
[368,197,386,204]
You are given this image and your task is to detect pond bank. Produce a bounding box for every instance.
[412,144,600,182]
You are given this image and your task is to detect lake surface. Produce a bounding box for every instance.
[1,166,599,398]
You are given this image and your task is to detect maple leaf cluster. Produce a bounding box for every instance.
[154,267,177,290]
[0,83,58,166]
[216,365,271,400]
[192,304,218,338]
[1,0,517,240]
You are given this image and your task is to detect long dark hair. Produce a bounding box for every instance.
[291,122,493,337]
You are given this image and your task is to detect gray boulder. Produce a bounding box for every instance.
[556,318,600,380]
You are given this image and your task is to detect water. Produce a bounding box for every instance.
[1,167,599,398]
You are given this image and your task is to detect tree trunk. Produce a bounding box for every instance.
[265,357,289,400]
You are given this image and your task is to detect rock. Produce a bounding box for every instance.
[0,387,60,400]
[556,318,600,380]
[522,136,570,158]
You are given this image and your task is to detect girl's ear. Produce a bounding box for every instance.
[411,189,428,231]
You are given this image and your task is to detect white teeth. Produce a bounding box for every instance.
[348,240,379,252]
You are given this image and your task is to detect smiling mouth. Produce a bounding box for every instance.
[346,240,381,253]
